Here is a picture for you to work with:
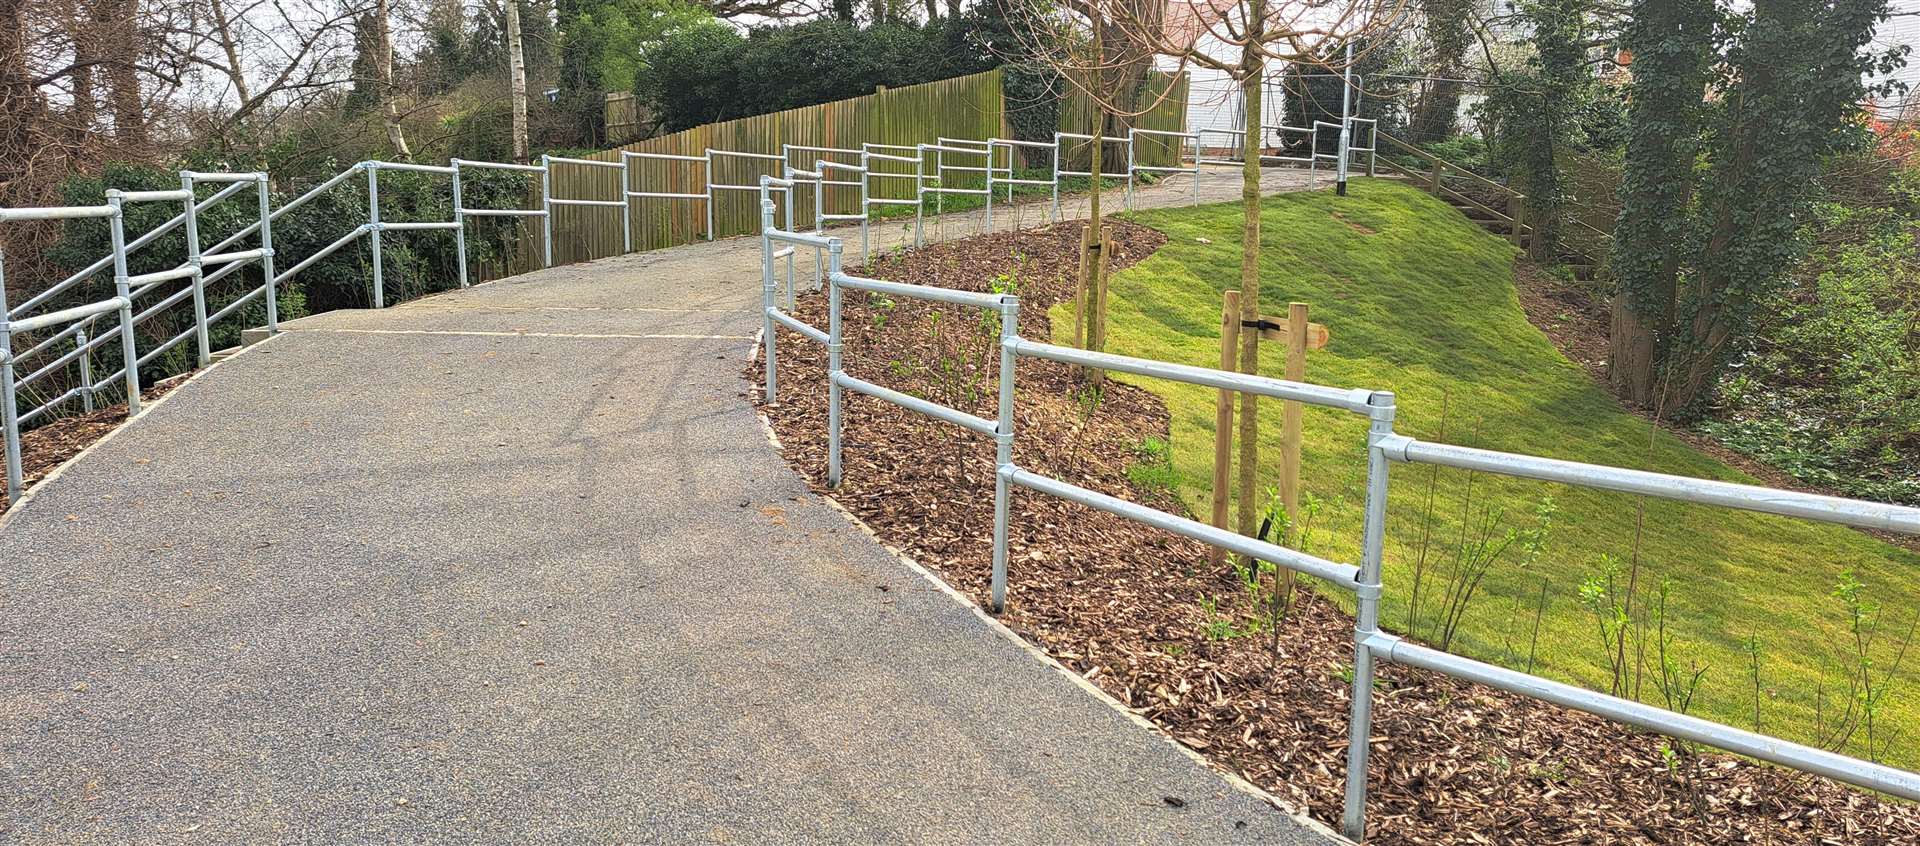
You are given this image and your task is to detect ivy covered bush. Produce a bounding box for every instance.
[34,160,533,408]
[635,18,996,133]
[1703,199,1920,506]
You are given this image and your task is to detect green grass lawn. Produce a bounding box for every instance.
[1054,179,1920,768]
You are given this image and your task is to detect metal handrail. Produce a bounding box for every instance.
[756,244,1920,843]
[3,124,1216,511]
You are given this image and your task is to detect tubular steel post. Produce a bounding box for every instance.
[452,164,469,288]
[367,164,386,308]
[0,261,19,505]
[257,175,280,329]
[860,150,872,263]
[621,156,633,254]
[1337,43,1354,197]
[914,149,926,248]
[704,155,715,241]
[783,171,799,310]
[76,327,94,412]
[1051,135,1063,221]
[814,161,829,292]
[761,190,778,404]
[179,174,211,366]
[985,156,994,234]
[990,295,1020,614]
[105,192,141,416]
[1191,135,1202,205]
[540,155,555,267]
[1341,389,1396,841]
[826,239,845,488]
[784,183,797,301]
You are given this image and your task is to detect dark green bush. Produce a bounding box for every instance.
[1702,200,1920,505]
[33,161,532,407]
[636,18,996,133]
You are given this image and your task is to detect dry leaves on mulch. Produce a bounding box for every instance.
[1,379,181,511]
[746,219,1920,845]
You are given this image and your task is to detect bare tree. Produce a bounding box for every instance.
[371,0,410,157]
[1016,0,1409,544]
[1006,0,1170,385]
[167,0,366,143]
[505,0,528,162]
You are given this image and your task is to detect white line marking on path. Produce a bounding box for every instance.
[294,328,755,341]
[399,304,747,314]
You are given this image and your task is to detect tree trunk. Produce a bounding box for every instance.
[1234,3,1265,544]
[1607,0,1713,407]
[374,0,412,160]
[65,0,96,138]
[506,0,530,164]
[1081,25,1108,382]
[209,0,250,106]
[922,0,936,19]
[95,0,145,149]
[1409,79,1461,142]
[1608,291,1662,405]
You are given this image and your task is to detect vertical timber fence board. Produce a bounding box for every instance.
[547,69,1011,266]
[474,67,1178,281]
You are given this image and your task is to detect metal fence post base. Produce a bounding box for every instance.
[257,176,280,330]
[1341,389,1397,842]
[0,273,20,505]
[760,190,779,405]
[104,192,141,416]
[989,296,1020,614]
[451,165,469,288]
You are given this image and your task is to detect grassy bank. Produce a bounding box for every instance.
[1055,179,1920,768]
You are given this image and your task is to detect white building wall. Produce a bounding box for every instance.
[1159,31,1295,151]
[1872,1,1920,115]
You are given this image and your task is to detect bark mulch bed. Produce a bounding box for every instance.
[2,378,183,512]
[747,221,1920,845]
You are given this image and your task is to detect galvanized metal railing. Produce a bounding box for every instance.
[0,155,543,505]
[756,219,1920,841]
[1127,128,1202,207]
[1,115,1372,509]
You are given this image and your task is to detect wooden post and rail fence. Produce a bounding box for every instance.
[1371,131,1612,274]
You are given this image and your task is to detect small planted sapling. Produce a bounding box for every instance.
[1430,495,1557,651]
[1579,554,1632,697]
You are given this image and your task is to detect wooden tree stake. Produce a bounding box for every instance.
[1072,223,1092,351]
[1210,290,1240,569]
[1276,301,1310,605]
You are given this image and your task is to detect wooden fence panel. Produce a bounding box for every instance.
[484,67,1188,278]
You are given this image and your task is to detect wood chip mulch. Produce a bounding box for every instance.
[2,378,182,512]
[746,221,1920,845]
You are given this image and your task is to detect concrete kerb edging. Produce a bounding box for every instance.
[746,327,1350,845]
[0,329,289,534]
